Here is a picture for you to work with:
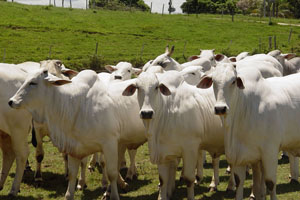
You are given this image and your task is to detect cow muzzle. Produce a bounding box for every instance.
[140,110,154,120]
[114,75,122,80]
[214,105,228,115]
[8,98,21,109]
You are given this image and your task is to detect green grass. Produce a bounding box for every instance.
[0,2,299,71]
[0,2,300,199]
[0,138,299,200]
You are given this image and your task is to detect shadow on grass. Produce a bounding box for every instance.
[0,195,36,200]
[277,181,300,194]
[121,191,159,200]
[81,187,104,200]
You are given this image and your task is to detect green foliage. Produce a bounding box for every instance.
[90,0,150,11]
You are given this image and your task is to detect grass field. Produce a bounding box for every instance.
[0,1,300,71]
[0,2,300,200]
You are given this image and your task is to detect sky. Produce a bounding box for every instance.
[9,0,185,13]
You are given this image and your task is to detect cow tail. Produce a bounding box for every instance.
[31,119,37,148]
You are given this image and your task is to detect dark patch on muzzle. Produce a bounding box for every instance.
[114,75,122,80]
[214,106,227,115]
[140,110,153,119]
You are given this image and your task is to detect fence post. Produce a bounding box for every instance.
[183,41,187,60]
[54,0,56,7]
[259,37,262,52]
[86,0,88,9]
[274,35,277,49]
[62,0,64,7]
[70,0,72,8]
[162,4,164,15]
[268,36,272,50]
[140,43,144,59]
[49,46,52,59]
[288,28,293,43]
[49,0,51,6]
[150,2,152,13]
[95,42,99,55]
[3,48,6,63]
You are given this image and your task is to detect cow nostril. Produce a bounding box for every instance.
[115,76,122,80]
[8,100,13,107]
[141,111,153,119]
[214,106,227,115]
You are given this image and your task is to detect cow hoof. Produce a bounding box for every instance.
[8,190,18,196]
[35,181,42,188]
[225,169,231,174]
[77,184,87,190]
[125,177,132,182]
[209,187,217,192]
[290,179,299,185]
[65,174,69,181]
[225,188,235,195]
[132,174,138,180]
[249,196,255,200]
[102,186,107,192]
[179,176,184,182]
[101,191,110,200]
[88,166,95,172]
[25,166,32,172]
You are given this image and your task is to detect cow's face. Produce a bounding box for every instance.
[180,66,204,86]
[197,63,244,116]
[9,69,71,122]
[122,72,171,120]
[105,62,141,81]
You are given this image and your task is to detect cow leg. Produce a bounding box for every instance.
[100,154,108,191]
[63,153,69,180]
[34,128,44,182]
[117,144,128,191]
[288,153,299,183]
[233,165,246,200]
[77,157,88,190]
[183,149,197,200]
[226,171,235,192]
[167,160,177,198]
[157,163,170,200]
[195,151,204,184]
[102,141,119,200]
[88,153,100,172]
[119,150,127,170]
[65,155,80,200]
[262,154,278,200]
[0,133,15,191]
[125,149,137,181]
[209,156,220,192]
[251,161,265,200]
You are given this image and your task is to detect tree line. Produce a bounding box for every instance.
[181,0,300,19]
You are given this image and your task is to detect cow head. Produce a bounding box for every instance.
[122,72,174,121]
[105,62,142,81]
[150,45,177,70]
[197,63,244,116]
[180,66,204,85]
[9,69,71,123]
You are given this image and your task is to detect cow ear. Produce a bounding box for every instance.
[188,55,200,61]
[215,54,225,62]
[122,84,137,96]
[132,68,142,75]
[283,53,296,60]
[229,57,237,62]
[197,75,213,88]
[105,65,117,73]
[236,77,245,89]
[62,69,78,79]
[45,74,71,86]
[159,83,171,96]
[167,45,175,57]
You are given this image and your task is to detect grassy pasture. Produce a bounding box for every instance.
[0,2,299,70]
[0,2,300,200]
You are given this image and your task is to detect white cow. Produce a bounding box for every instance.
[122,71,234,200]
[198,62,300,200]
[9,69,146,200]
[0,61,78,196]
[267,50,298,75]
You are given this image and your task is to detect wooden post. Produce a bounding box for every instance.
[274,35,277,49]
[183,41,187,60]
[3,48,5,63]
[49,0,51,6]
[62,0,64,7]
[268,36,272,50]
[54,0,56,7]
[140,43,144,58]
[95,42,98,55]
[259,38,262,52]
[86,0,88,9]
[162,4,164,15]
[49,46,52,59]
[70,0,72,8]
[150,2,152,13]
[288,28,293,43]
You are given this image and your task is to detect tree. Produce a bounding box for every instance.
[287,0,300,18]
[226,0,237,21]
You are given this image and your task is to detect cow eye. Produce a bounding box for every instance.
[191,72,196,75]
[128,70,131,73]
[232,80,236,85]
[29,82,37,86]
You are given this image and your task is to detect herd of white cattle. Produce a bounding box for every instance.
[1,46,300,200]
